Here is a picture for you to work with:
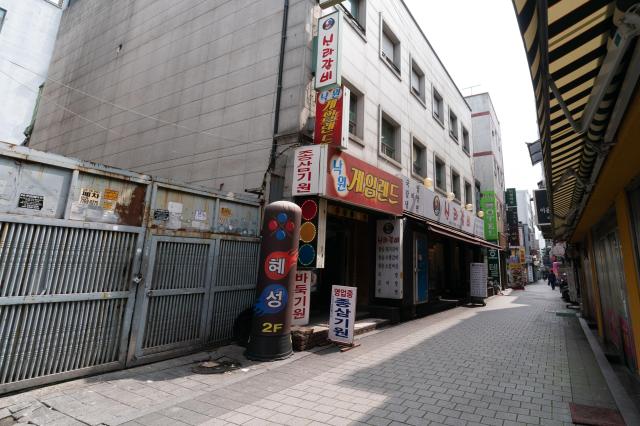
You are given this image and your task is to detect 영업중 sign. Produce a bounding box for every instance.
[328,285,357,345]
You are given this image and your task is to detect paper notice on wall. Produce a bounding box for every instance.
[79,188,101,206]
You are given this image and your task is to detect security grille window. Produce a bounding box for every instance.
[412,138,426,177]
[435,156,446,191]
[380,20,401,75]
[432,88,444,125]
[462,126,470,153]
[465,181,473,206]
[451,170,461,201]
[449,109,459,141]
[410,59,425,104]
[380,110,399,161]
[0,8,6,33]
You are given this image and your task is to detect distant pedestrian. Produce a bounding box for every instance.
[548,271,557,290]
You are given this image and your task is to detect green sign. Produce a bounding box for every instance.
[480,191,498,241]
[488,249,501,284]
[505,188,517,208]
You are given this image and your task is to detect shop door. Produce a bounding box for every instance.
[414,235,429,303]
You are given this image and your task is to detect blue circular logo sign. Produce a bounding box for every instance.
[323,17,335,30]
[254,284,288,317]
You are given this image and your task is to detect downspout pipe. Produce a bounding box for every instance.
[262,0,290,202]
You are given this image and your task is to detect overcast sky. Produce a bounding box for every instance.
[404,0,543,192]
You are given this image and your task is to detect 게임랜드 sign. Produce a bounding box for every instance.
[314,86,349,149]
[315,11,342,90]
[328,285,357,345]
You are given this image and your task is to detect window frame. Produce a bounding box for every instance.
[434,154,447,193]
[462,125,470,154]
[378,106,401,165]
[451,168,461,203]
[449,108,459,142]
[432,86,444,127]
[464,180,473,207]
[379,16,401,78]
[411,136,427,179]
[343,79,365,144]
[340,0,366,36]
[409,57,426,106]
[44,0,64,7]
[0,8,6,33]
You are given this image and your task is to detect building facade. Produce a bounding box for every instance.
[31,0,496,322]
[513,0,640,378]
[0,0,65,144]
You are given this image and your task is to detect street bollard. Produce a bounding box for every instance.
[245,201,301,361]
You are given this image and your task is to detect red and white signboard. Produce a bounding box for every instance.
[314,86,349,149]
[292,146,323,197]
[315,11,342,90]
[292,271,312,326]
[328,285,357,345]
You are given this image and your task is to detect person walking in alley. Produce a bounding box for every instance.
[548,270,557,290]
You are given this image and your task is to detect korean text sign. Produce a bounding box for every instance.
[291,271,311,326]
[292,146,323,197]
[470,262,488,298]
[326,148,403,216]
[328,285,357,345]
[375,219,404,299]
[315,11,342,90]
[314,86,349,149]
[480,191,498,241]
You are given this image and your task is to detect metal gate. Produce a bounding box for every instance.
[0,144,149,394]
[126,181,260,366]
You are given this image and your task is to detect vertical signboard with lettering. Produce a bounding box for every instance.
[375,219,404,299]
[487,248,501,286]
[534,189,551,225]
[292,146,323,197]
[314,86,350,149]
[480,191,498,241]
[246,201,301,361]
[291,271,312,326]
[315,11,342,90]
[328,285,357,345]
[470,262,488,298]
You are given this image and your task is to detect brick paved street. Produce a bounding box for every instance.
[0,282,618,425]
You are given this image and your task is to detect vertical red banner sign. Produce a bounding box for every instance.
[314,86,349,149]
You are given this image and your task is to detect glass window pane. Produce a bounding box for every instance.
[349,92,357,134]
[381,118,395,157]
[0,9,6,32]
[344,0,359,20]
[411,68,420,93]
[382,32,395,61]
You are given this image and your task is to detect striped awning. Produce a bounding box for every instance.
[512,0,638,238]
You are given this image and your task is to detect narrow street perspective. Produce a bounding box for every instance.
[0,283,628,426]
[2,0,640,425]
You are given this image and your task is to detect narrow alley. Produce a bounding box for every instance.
[1,282,629,426]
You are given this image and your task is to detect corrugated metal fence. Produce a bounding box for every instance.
[0,143,260,394]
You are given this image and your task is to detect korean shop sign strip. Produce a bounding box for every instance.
[315,11,342,90]
[314,86,349,149]
[326,148,403,216]
[328,285,357,345]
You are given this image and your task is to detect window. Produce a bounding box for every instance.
[44,0,64,7]
[0,8,6,33]
[432,88,444,125]
[379,110,399,161]
[451,170,461,201]
[342,0,365,31]
[410,58,425,104]
[435,155,446,191]
[465,181,473,206]
[475,181,482,213]
[462,126,470,154]
[412,138,426,177]
[449,109,459,141]
[380,20,401,75]
[344,81,364,140]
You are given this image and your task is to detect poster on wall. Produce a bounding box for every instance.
[328,285,357,345]
[470,262,488,298]
[375,219,404,299]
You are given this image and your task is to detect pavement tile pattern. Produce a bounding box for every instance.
[0,282,617,425]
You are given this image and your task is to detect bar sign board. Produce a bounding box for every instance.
[470,262,488,298]
[328,285,356,345]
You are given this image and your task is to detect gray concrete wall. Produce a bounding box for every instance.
[0,0,65,144]
[30,0,315,195]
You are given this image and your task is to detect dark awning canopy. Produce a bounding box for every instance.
[511,0,639,239]
[427,221,503,251]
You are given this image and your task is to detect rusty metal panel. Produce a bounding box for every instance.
[215,200,260,237]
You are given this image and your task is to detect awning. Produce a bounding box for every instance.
[427,221,502,251]
[511,0,638,239]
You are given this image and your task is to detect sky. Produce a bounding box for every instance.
[404,0,543,192]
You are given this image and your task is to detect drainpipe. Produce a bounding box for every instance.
[261,0,290,202]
